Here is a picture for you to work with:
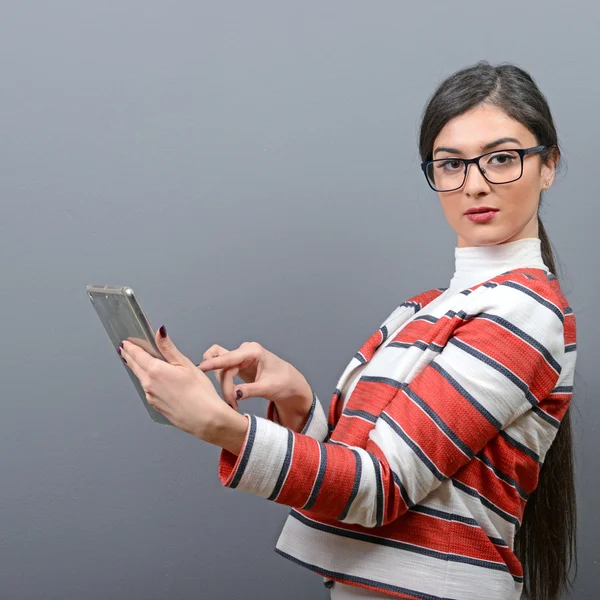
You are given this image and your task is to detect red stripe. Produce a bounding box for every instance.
[454,458,523,520]
[391,319,436,345]
[341,379,398,418]
[333,414,375,447]
[408,364,499,455]
[456,317,558,401]
[308,444,358,516]
[386,390,470,477]
[564,312,576,345]
[310,509,521,573]
[275,435,321,508]
[369,442,409,520]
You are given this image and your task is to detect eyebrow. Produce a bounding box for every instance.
[433,137,522,156]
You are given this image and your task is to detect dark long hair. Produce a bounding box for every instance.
[418,62,576,600]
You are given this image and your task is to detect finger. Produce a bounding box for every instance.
[203,345,229,361]
[220,366,240,406]
[119,344,152,390]
[155,325,194,367]
[234,381,268,401]
[198,345,229,368]
[198,347,255,372]
[121,340,156,372]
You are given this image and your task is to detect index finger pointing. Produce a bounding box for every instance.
[198,348,252,372]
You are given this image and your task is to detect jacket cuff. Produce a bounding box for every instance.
[267,391,328,441]
[219,414,292,498]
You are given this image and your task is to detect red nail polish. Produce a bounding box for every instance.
[159,325,167,338]
[117,347,122,355]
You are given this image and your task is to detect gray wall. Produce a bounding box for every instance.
[1,1,597,598]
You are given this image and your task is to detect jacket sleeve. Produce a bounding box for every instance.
[218,276,568,527]
[265,391,329,442]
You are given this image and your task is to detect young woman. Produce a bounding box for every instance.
[118,62,577,600]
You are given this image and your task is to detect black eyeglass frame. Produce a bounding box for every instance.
[420,144,549,192]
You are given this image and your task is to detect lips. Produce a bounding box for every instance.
[465,206,499,215]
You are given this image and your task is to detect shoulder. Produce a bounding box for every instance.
[472,267,570,323]
[403,287,446,310]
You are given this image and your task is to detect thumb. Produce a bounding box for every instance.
[155,325,193,366]
[233,381,268,401]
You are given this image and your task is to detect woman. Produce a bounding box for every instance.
[118,62,577,600]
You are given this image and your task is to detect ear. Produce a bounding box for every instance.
[541,146,559,190]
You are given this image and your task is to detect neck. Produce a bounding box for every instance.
[448,237,548,293]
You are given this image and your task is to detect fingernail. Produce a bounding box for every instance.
[236,389,243,400]
[159,325,167,338]
[121,357,127,365]
[117,347,122,355]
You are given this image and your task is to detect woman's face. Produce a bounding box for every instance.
[431,103,557,248]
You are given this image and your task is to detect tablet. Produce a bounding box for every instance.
[87,284,173,426]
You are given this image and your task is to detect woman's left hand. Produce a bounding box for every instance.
[119,326,248,450]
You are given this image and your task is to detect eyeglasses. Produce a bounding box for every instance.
[421,145,548,192]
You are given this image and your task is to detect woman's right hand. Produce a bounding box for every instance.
[198,343,313,427]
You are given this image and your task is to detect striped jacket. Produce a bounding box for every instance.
[219,267,577,599]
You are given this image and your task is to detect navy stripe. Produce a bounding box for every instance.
[489,536,509,547]
[388,340,444,353]
[565,344,577,353]
[367,452,384,527]
[229,415,257,489]
[445,310,469,321]
[478,312,561,374]
[300,392,317,434]
[564,306,573,315]
[381,412,446,481]
[414,315,438,323]
[389,340,428,351]
[452,479,521,528]
[483,281,498,288]
[343,408,377,423]
[267,429,294,501]
[354,352,367,364]
[403,386,474,459]
[380,325,389,344]
[401,301,422,311]
[429,361,503,430]
[501,280,564,323]
[303,442,328,510]
[460,289,472,296]
[449,337,541,407]
[361,375,404,389]
[552,385,573,394]
[392,471,414,508]
[532,406,560,429]
[338,450,362,521]
[409,504,479,527]
[287,511,518,582]
[475,454,529,499]
[499,431,540,463]
[275,548,458,600]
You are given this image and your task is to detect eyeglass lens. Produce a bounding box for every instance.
[426,150,524,192]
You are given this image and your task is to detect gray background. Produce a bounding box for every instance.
[1,1,597,598]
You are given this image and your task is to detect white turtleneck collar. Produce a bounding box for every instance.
[447,238,549,294]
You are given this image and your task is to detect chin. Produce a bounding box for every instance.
[458,226,519,247]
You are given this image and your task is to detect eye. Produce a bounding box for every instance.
[488,152,517,166]
[437,159,463,172]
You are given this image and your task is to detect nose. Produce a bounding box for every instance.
[463,162,491,196]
